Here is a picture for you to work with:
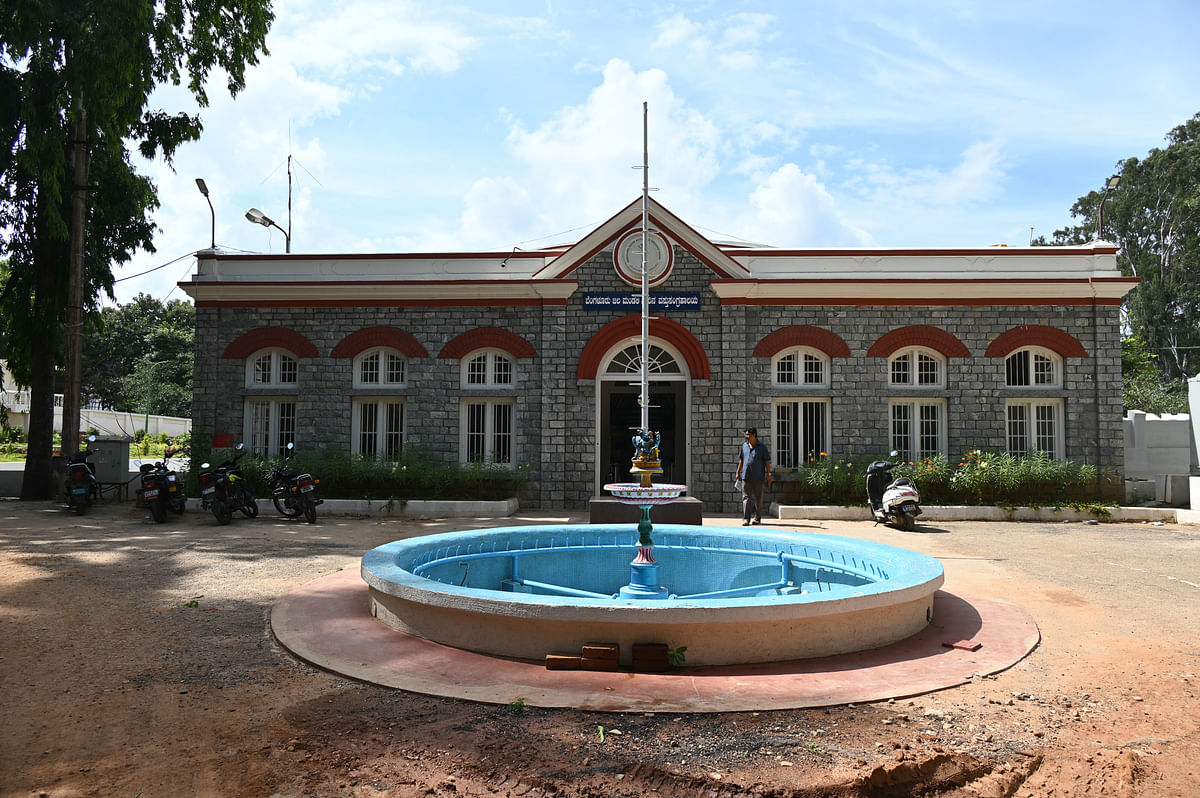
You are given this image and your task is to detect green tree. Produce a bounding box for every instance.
[1042,113,1200,388]
[0,1,272,498]
[1122,334,1188,414]
[82,294,194,417]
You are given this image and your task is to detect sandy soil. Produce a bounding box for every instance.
[1,499,1198,797]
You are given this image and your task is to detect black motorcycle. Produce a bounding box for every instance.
[269,442,322,523]
[198,443,258,525]
[138,444,188,523]
[64,434,98,514]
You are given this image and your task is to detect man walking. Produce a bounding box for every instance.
[734,426,772,525]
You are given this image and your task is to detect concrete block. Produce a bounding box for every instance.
[1156,474,1190,506]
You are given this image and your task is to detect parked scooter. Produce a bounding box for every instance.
[198,443,258,525]
[866,452,923,531]
[65,434,99,514]
[268,442,322,523]
[138,443,188,523]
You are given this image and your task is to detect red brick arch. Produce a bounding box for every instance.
[866,326,971,359]
[984,326,1088,358]
[438,328,537,359]
[577,315,711,380]
[221,327,319,358]
[753,326,851,358]
[331,327,429,358]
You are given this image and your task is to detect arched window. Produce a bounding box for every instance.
[350,348,408,459]
[886,347,946,460]
[604,344,681,375]
[459,349,516,465]
[246,348,297,388]
[244,348,298,457]
[462,349,514,388]
[889,347,944,388]
[354,347,407,388]
[1005,347,1061,388]
[773,347,829,388]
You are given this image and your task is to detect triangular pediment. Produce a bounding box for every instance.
[534,197,751,280]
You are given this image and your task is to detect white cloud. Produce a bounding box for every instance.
[844,138,1009,209]
[735,164,869,248]
[269,0,478,77]
[495,59,721,234]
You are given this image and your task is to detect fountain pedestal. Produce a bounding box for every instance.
[604,476,686,601]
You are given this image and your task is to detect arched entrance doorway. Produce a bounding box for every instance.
[597,341,689,493]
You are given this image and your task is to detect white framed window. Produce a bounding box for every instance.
[605,344,681,375]
[246,349,298,388]
[355,348,407,388]
[245,398,296,457]
[1006,399,1063,459]
[353,398,406,460]
[889,348,944,388]
[1005,348,1061,388]
[460,399,513,465]
[888,348,940,386]
[889,398,947,461]
[462,350,514,388]
[773,348,829,388]
[772,398,830,468]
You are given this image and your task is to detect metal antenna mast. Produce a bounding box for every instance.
[640,101,650,436]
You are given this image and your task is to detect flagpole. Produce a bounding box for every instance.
[640,101,649,436]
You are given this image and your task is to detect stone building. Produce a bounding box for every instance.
[181,198,1136,512]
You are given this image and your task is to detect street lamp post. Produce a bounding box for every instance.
[1096,175,1121,240]
[245,207,291,252]
[195,178,215,248]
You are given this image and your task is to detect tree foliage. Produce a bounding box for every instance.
[82,294,194,417]
[1121,334,1188,414]
[0,0,272,497]
[1042,113,1200,390]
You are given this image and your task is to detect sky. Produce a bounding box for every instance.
[116,0,1200,305]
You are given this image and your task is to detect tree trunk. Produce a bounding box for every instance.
[62,102,88,458]
[21,334,59,500]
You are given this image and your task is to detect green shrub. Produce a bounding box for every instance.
[774,449,1117,507]
[190,445,528,501]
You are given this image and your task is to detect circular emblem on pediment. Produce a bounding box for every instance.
[613,228,673,287]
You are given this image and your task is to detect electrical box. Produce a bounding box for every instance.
[90,436,131,484]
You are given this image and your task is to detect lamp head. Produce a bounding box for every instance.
[1105,175,1121,191]
[195,178,210,197]
[245,207,271,227]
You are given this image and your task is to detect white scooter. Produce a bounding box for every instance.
[866,452,922,531]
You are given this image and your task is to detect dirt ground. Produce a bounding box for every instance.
[1,499,1198,798]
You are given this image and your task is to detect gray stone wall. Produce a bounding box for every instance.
[192,253,1126,513]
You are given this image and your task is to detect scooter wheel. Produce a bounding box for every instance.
[303,499,317,524]
[71,499,88,516]
[899,514,916,532]
[150,501,166,524]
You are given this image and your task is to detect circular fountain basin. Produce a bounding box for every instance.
[361,524,944,667]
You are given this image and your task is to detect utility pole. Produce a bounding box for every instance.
[63,100,89,459]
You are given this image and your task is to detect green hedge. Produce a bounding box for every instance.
[188,446,527,502]
[772,450,1121,507]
